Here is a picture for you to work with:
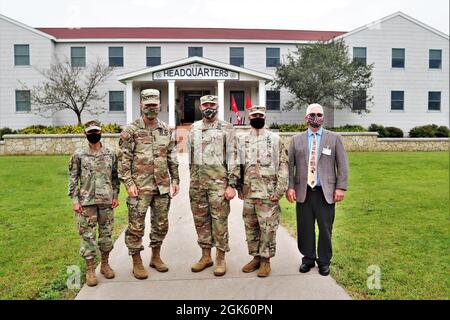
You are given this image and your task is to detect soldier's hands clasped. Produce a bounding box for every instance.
[224,186,236,200]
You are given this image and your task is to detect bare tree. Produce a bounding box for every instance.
[21,57,113,125]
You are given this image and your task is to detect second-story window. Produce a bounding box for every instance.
[353,47,367,66]
[230,47,244,67]
[146,47,161,67]
[109,47,123,67]
[14,44,30,66]
[71,47,86,67]
[392,48,405,68]
[429,49,442,69]
[188,47,203,57]
[266,48,280,67]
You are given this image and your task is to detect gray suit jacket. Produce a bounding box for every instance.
[288,129,349,204]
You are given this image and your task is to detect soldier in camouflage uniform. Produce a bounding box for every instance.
[118,89,179,280]
[230,106,288,277]
[68,120,120,286]
[188,95,237,277]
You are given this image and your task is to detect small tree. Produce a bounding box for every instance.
[21,57,113,125]
[272,39,373,113]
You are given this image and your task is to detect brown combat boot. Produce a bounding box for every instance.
[150,246,169,272]
[132,252,148,279]
[191,248,213,272]
[100,252,115,279]
[242,256,260,273]
[257,257,271,277]
[213,249,226,277]
[85,258,98,287]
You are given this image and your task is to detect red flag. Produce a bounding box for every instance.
[245,95,252,109]
[231,95,242,125]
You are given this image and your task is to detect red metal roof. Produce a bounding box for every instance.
[36,27,345,41]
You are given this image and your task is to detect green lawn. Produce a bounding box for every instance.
[280,152,450,300]
[0,156,129,300]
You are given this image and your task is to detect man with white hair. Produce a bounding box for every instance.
[286,103,349,276]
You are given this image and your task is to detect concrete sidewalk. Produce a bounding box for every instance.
[76,153,350,300]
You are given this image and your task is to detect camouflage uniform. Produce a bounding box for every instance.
[188,118,236,252]
[118,117,179,255]
[231,120,288,258]
[68,143,120,259]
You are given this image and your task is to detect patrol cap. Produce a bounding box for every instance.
[249,105,266,116]
[84,120,101,132]
[141,89,160,104]
[200,95,218,105]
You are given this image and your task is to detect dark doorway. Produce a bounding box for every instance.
[183,90,210,123]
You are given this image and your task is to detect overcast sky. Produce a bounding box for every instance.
[0,0,448,34]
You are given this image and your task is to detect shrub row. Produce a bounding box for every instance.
[0,124,122,140]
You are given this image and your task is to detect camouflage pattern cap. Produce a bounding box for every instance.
[200,95,218,105]
[249,105,266,116]
[84,120,101,132]
[141,89,160,104]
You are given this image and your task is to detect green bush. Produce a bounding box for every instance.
[0,127,17,140]
[435,126,449,138]
[368,123,388,137]
[17,124,123,135]
[269,123,309,132]
[326,125,366,132]
[409,124,449,138]
[385,126,404,138]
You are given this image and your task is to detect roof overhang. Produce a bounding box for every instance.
[118,56,274,83]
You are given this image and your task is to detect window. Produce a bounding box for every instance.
[230,47,244,67]
[71,47,86,67]
[392,48,405,68]
[230,91,245,111]
[109,91,124,111]
[429,50,442,69]
[146,47,161,67]
[352,90,367,110]
[109,47,123,67]
[428,92,441,111]
[14,44,30,66]
[266,48,280,67]
[266,91,280,111]
[353,47,367,66]
[15,90,31,112]
[188,47,203,57]
[391,91,404,110]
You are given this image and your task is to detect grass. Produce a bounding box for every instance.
[280,152,450,300]
[0,156,129,300]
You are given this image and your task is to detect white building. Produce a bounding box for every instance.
[0,11,448,133]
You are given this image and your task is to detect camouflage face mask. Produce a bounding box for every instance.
[202,108,218,120]
[143,106,160,118]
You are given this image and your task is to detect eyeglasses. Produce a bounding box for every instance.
[308,113,323,117]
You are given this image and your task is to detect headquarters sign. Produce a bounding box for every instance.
[153,63,239,80]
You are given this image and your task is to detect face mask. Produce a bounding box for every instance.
[306,114,324,128]
[86,133,101,144]
[250,117,265,129]
[142,107,160,118]
[202,108,218,120]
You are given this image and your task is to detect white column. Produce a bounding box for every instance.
[258,80,266,106]
[126,80,134,124]
[168,80,176,128]
[217,80,225,121]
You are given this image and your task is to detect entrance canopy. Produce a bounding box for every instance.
[117,56,274,127]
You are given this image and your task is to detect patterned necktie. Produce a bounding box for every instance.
[308,133,317,188]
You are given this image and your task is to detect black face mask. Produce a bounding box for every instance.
[86,133,101,144]
[250,118,265,129]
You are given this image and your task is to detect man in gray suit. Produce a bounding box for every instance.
[286,103,349,276]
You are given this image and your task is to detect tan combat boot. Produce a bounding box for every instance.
[85,258,98,287]
[132,252,148,279]
[242,256,260,273]
[149,246,169,272]
[191,248,213,272]
[213,249,226,277]
[257,257,271,277]
[100,252,115,279]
